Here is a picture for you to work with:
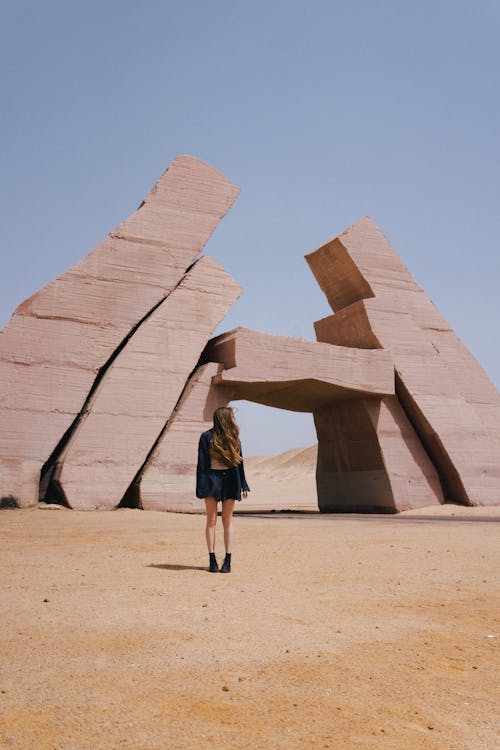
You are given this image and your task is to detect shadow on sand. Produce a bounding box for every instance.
[148,563,208,572]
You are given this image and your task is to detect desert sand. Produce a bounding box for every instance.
[1,499,499,750]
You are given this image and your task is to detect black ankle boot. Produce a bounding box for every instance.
[209,552,219,573]
[220,553,231,573]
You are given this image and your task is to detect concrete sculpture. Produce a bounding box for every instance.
[132,328,395,512]
[1,156,498,512]
[204,328,437,512]
[306,217,500,508]
[0,156,239,507]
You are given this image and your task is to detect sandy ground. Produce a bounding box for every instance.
[1,506,499,750]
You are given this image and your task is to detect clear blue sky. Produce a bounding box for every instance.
[1,1,499,454]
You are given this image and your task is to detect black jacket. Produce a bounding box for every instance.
[196,429,250,500]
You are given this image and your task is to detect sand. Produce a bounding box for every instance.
[1,505,499,750]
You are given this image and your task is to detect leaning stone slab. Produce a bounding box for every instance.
[51,257,241,509]
[138,362,232,512]
[0,156,239,507]
[307,216,500,506]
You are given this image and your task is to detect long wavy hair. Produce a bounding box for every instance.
[210,407,242,466]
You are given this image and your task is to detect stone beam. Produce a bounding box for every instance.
[202,326,394,411]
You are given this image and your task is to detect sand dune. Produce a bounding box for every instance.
[242,445,317,511]
[246,445,317,474]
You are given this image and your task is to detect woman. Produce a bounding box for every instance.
[196,407,250,573]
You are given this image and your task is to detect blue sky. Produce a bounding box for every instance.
[1,1,499,454]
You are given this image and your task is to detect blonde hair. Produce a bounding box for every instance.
[210,407,242,466]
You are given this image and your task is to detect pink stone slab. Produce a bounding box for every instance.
[314,400,394,512]
[366,397,444,511]
[139,363,232,512]
[307,216,500,506]
[0,156,239,506]
[53,257,241,509]
[314,396,444,513]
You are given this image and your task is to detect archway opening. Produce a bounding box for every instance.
[230,401,318,513]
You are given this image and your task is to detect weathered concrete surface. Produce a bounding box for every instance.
[367,398,445,511]
[0,156,239,507]
[138,363,233,512]
[202,326,394,410]
[314,398,444,513]
[307,216,500,506]
[50,257,241,510]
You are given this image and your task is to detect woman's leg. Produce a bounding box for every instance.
[221,499,235,554]
[204,497,218,553]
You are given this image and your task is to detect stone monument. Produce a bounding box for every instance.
[1,156,498,512]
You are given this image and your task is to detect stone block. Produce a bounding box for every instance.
[314,393,445,513]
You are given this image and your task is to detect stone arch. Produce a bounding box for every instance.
[133,327,444,513]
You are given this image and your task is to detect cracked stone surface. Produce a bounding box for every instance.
[52,257,241,509]
[0,156,239,507]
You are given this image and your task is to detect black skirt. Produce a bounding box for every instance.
[204,467,241,502]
